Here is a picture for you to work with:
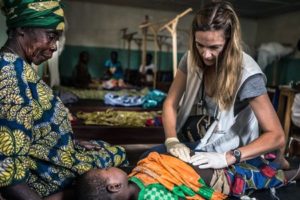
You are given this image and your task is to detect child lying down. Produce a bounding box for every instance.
[75,152,300,200]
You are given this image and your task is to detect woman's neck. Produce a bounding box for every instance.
[204,66,217,97]
[2,40,27,62]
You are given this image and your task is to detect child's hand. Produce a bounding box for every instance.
[110,67,116,74]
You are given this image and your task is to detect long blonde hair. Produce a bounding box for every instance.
[190,1,243,110]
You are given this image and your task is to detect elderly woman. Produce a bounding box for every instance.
[0,1,127,199]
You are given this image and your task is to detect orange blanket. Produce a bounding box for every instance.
[129,152,227,200]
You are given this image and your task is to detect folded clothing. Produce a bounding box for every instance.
[58,91,79,104]
[104,93,145,107]
[143,89,166,108]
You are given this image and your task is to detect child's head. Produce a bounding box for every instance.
[110,51,118,62]
[76,167,130,200]
[146,53,153,65]
[79,51,89,63]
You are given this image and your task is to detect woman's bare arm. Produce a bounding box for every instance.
[162,69,187,139]
[226,94,285,165]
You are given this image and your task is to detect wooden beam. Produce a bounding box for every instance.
[159,8,192,78]
[121,28,138,69]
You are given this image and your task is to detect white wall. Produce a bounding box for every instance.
[1,1,258,54]
[64,1,259,54]
[7,1,300,56]
[64,1,194,52]
[240,18,258,55]
[256,11,300,47]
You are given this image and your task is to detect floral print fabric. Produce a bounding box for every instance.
[226,156,286,197]
[0,52,127,196]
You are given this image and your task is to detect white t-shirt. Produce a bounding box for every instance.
[292,93,300,127]
[139,63,157,82]
[139,63,156,73]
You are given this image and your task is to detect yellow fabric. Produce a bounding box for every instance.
[77,109,160,127]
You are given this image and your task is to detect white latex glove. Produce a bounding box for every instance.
[190,152,228,169]
[165,137,191,162]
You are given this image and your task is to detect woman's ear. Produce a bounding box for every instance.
[15,27,25,36]
[106,183,122,193]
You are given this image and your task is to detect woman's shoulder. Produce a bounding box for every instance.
[178,51,189,72]
[0,52,25,71]
[242,52,260,70]
[241,52,264,77]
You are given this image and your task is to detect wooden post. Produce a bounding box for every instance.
[133,38,142,51]
[138,9,192,86]
[147,26,161,89]
[157,35,168,71]
[121,28,137,70]
[159,8,192,77]
[277,86,297,152]
[120,28,128,49]
[140,15,149,75]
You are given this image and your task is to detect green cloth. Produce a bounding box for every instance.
[0,0,64,30]
[129,177,179,200]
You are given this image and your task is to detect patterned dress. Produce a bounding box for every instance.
[226,156,286,197]
[0,52,127,197]
[104,59,123,80]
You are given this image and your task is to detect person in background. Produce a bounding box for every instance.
[0,1,127,199]
[293,38,300,59]
[72,51,92,88]
[292,93,300,128]
[104,51,125,87]
[150,1,288,170]
[139,53,157,84]
[75,152,300,200]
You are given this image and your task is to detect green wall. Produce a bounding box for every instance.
[0,15,7,47]
[59,45,184,79]
[264,58,300,86]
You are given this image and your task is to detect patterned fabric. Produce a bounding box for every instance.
[142,186,177,200]
[56,86,150,100]
[0,0,64,30]
[0,52,127,197]
[104,93,145,107]
[226,157,286,197]
[128,152,227,200]
[77,109,161,127]
[209,169,230,195]
[130,177,178,200]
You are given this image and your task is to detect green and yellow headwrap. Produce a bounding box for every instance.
[0,0,64,30]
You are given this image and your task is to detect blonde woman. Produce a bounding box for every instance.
[158,1,287,170]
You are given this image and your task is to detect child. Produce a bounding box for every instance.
[75,152,300,200]
[104,51,125,88]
